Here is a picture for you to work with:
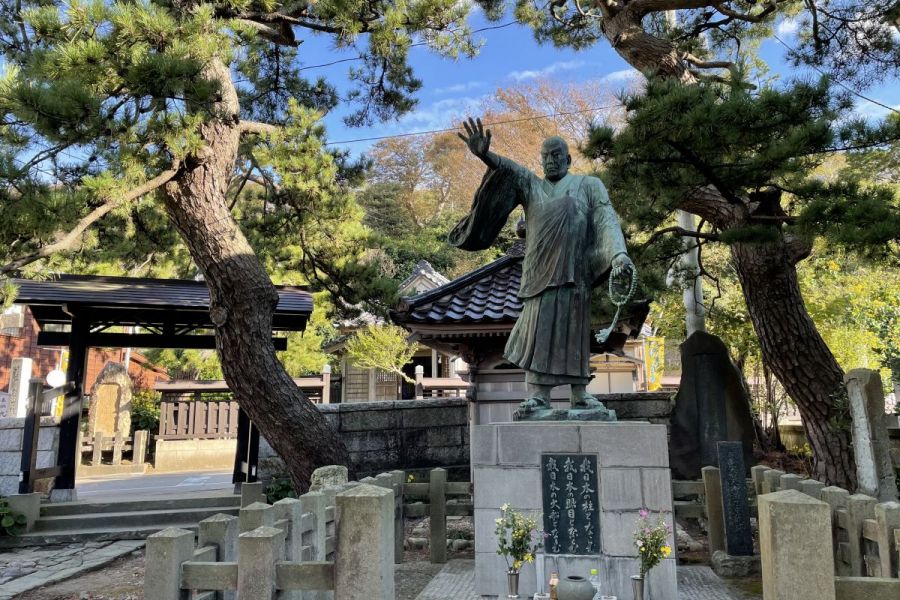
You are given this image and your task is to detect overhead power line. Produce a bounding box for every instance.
[772,33,900,116]
[324,103,620,146]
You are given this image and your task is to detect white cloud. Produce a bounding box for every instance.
[853,98,900,121]
[507,60,586,82]
[396,94,489,131]
[776,17,801,37]
[601,68,642,83]
[433,80,483,96]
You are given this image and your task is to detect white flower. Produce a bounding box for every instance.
[495,518,502,525]
[501,503,510,511]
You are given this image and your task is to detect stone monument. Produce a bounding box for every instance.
[87,362,133,438]
[455,121,676,599]
[668,331,757,480]
[6,357,32,418]
[451,118,635,421]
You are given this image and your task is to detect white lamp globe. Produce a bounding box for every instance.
[46,369,66,388]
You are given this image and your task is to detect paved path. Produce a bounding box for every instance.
[76,469,233,501]
[414,561,761,600]
[0,540,145,599]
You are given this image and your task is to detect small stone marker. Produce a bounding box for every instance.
[717,442,753,556]
[309,464,348,491]
[7,358,32,418]
[846,369,898,502]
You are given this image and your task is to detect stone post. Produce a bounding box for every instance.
[758,490,835,600]
[241,501,275,532]
[238,526,285,600]
[241,481,266,507]
[335,484,394,600]
[274,497,304,561]
[429,467,447,564]
[798,479,826,500]
[112,432,124,465]
[199,513,239,600]
[132,430,148,465]
[322,364,331,404]
[301,490,327,561]
[7,357,32,418]
[92,432,104,466]
[702,465,725,557]
[846,369,898,502]
[779,473,803,491]
[762,469,784,494]
[847,494,877,577]
[875,502,900,580]
[750,465,769,497]
[145,528,195,600]
[391,470,405,564]
[820,486,851,576]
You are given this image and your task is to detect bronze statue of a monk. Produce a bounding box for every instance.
[450,117,635,413]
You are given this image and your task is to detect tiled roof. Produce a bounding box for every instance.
[393,253,523,325]
[12,275,312,331]
[397,259,451,295]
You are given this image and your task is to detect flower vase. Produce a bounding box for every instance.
[507,570,520,598]
[631,575,645,600]
[557,575,596,600]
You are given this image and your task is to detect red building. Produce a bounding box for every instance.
[0,305,169,393]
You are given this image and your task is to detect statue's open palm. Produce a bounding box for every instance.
[458,117,491,160]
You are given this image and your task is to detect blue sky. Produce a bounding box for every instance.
[293,11,900,158]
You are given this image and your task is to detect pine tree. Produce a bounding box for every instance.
[0,0,495,489]
[498,0,900,487]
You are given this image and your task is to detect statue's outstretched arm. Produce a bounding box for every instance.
[457,117,500,170]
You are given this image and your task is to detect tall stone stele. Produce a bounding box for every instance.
[450,117,636,420]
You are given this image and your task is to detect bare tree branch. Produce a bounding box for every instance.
[639,225,721,251]
[239,120,279,136]
[0,164,181,276]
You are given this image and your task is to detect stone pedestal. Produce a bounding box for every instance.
[473,422,677,600]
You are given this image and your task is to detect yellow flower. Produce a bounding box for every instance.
[524,553,533,562]
[513,559,523,571]
[407,474,414,482]
[495,518,502,525]
[661,546,672,557]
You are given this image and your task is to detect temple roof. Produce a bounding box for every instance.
[392,252,522,325]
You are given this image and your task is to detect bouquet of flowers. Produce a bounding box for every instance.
[633,508,672,576]
[494,504,543,573]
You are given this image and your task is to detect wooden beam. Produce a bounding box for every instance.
[37,332,287,351]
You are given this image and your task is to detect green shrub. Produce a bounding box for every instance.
[0,498,27,536]
[265,477,297,504]
[131,389,161,434]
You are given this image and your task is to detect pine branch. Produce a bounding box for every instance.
[683,53,734,69]
[239,120,279,136]
[0,164,181,276]
[639,225,721,251]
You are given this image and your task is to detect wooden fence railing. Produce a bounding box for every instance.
[19,378,75,494]
[157,400,240,440]
[155,367,333,405]
[413,366,469,400]
[146,470,403,600]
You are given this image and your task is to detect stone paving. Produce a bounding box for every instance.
[0,539,145,600]
[414,560,761,600]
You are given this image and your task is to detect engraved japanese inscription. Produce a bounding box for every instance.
[540,454,600,555]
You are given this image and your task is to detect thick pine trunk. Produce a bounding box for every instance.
[730,239,855,488]
[160,59,351,491]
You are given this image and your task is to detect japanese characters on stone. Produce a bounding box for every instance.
[540,454,600,555]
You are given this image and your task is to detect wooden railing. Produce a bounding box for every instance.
[155,366,332,404]
[157,400,240,440]
[19,378,75,494]
[413,366,468,400]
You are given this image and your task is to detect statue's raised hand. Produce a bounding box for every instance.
[457,117,492,164]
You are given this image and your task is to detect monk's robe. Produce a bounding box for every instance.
[449,157,628,386]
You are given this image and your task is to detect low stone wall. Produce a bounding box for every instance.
[260,398,469,480]
[153,437,237,472]
[0,417,59,496]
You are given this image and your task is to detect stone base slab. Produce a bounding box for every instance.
[473,422,676,600]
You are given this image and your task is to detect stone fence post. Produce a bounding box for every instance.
[391,470,405,564]
[701,466,725,558]
[241,481,265,507]
[133,430,148,465]
[301,490,327,562]
[322,364,331,404]
[335,483,394,600]
[199,513,239,600]
[241,501,274,532]
[429,467,447,564]
[145,528,195,600]
[759,489,835,600]
[238,526,285,600]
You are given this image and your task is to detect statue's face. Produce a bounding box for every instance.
[541,139,570,181]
